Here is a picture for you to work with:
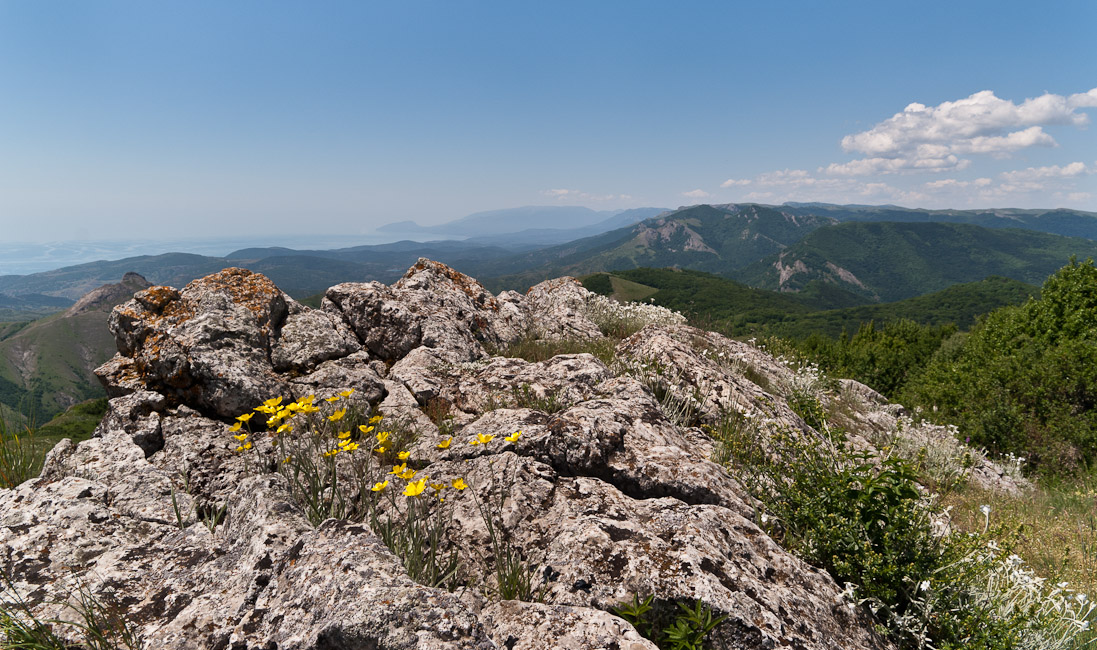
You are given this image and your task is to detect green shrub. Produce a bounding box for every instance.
[904,259,1097,472]
[612,594,725,650]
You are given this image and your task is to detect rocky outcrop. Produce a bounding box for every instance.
[1,260,950,649]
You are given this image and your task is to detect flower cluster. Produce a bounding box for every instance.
[580,291,686,336]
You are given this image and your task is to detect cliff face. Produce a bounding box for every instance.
[0,259,961,649]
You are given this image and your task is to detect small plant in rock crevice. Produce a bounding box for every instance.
[0,567,143,650]
[0,414,46,489]
[612,594,726,650]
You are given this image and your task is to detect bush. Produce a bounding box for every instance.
[904,259,1097,472]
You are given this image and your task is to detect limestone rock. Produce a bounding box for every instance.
[323,258,527,362]
[6,260,920,649]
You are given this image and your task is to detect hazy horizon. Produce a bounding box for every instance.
[1,1,1095,242]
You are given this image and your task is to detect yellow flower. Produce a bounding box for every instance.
[327,409,346,422]
[359,425,375,435]
[263,396,284,408]
[505,430,523,443]
[397,450,411,461]
[390,463,407,476]
[374,445,386,453]
[298,394,315,405]
[451,478,468,491]
[298,404,320,414]
[323,448,339,457]
[437,437,452,449]
[399,468,417,480]
[431,482,446,492]
[470,433,495,446]
[282,455,292,464]
[369,415,383,424]
[324,395,340,403]
[371,480,389,492]
[236,412,254,422]
[339,389,355,398]
[233,432,248,442]
[339,440,359,452]
[276,422,293,434]
[235,441,252,452]
[229,421,243,432]
[374,429,388,444]
[403,478,427,497]
[337,431,351,439]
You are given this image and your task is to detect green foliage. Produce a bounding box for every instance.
[0,414,46,489]
[612,594,726,650]
[715,415,1030,649]
[905,259,1097,472]
[36,398,109,444]
[580,272,613,296]
[794,319,958,398]
[737,221,1097,304]
[510,383,565,414]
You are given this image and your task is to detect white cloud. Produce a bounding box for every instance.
[720,178,751,188]
[1000,162,1090,182]
[682,189,712,199]
[831,88,1097,175]
[924,177,993,190]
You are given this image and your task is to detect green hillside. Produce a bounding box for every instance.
[486,204,837,290]
[737,221,1097,303]
[585,267,1038,339]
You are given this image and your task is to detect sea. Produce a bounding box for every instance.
[0,234,402,277]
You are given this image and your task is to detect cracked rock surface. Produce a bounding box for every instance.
[2,260,924,649]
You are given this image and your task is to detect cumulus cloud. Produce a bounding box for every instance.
[720,178,751,188]
[1000,162,1090,182]
[831,88,1097,175]
[682,189,712,199]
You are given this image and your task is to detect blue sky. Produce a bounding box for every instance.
[1,1,1095,242]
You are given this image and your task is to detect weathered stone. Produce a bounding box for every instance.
[324,258,526,363]
[522,277,604,341]
[12,260,925,649]
[272,297,361,372]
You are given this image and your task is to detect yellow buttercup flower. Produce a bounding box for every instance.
[437,437,452,449]
[339,389,355,398]
[374,430,388,443]
[431,482,446,492]
[298,394,315,405]
[298,404,320,414]
[451,478,468,491]
[323,448,339,457]
[470,433,495,446]
[233,432,248,442]
[505,430,522,443]
[369,415,383,424]
[263,396,284,408]
[403,478,427,497]
[359,425,375,435]
[371,480,389,492]
[390,463,407,476]
[339,440,359,452]
[236,412,254,422]
[374,445,386,453]
[276,422,293,434]
[229,421,243,432]
[397,450,411,461]
[324,395,340,403]
[327,409,346,422]
[337,431,351,439]
[235,441,252,452]
[399,468,417,480]
[282,456,292,464]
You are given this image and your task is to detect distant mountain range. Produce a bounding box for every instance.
[375,206,668,240]
[1,202,1095,312]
